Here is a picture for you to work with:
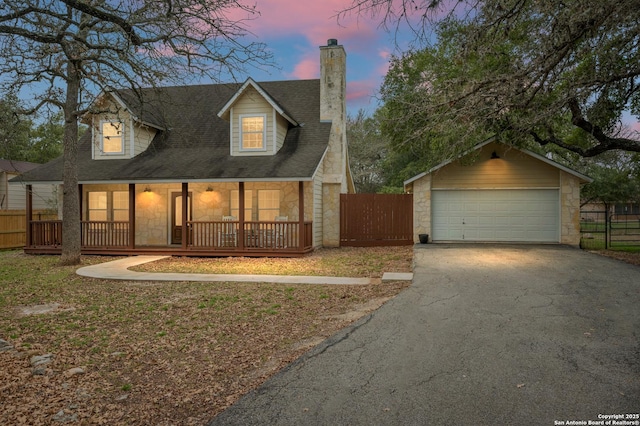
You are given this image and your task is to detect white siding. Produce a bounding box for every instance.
[5,178,57,210]
[230,87,275,156]
[90,96,156,160]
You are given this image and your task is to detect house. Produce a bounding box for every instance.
[581,201,640,222]
[1,159,57,211]
[404,140,592,245]
[14,39,354,257]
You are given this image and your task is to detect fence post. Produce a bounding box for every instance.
[605,202,609,250]
[26,185,32,247]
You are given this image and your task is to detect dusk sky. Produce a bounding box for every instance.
[233,0,639,131]
[229,0,408,115]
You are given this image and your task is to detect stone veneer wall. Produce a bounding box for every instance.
[560,171,582,246]
[412,175,432,243]
[322,183,341,247]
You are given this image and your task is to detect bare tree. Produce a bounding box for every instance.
[0,0,271,264]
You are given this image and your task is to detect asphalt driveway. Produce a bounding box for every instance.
[209,245,640,425]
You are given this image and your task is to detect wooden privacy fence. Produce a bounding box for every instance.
[340,193,413,246]
[0,210,57,249]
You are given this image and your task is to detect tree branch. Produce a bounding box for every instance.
[530,99,640,158]
[57,0,142,45]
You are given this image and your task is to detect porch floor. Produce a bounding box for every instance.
[24,245,315,258]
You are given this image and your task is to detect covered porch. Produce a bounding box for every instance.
[24,181,315,257]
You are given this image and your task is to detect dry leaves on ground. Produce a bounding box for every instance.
[0,246,412,425]
[593,249,640,266]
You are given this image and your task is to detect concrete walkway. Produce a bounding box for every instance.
[76,256,413,285]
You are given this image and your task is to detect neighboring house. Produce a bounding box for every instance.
[1,159,56,211]
[404,140,592,245]
[15,39,355,256]
[581,201,640,221]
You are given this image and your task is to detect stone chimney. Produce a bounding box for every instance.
[320,39,348,190]
[320,38,346,125]
[320,39,350,247]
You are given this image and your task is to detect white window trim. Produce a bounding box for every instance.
[87,190,129,221]
[100,119,125,155]
[239,114,267,152]
[258,189,280,221]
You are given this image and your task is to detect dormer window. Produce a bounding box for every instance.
[240,115,266,151]
[102,120,124,154]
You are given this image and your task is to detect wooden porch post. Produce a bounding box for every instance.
[181,182,188,250]
[78,184,83,248]
[238,181,245,250]
[298,181,304,251]
[78,184,83,220]
[129,183,136,249]
[26,184,32,247]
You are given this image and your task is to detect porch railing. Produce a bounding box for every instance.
[29,220,130,248]
[82,221,130,247]
[27,219,312,253]
[31,220,63,247]
[188,220,313,250]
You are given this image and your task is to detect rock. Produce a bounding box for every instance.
[32,367,47,376]
[64,367,85,377]
[0,338,14,353]
[30,353,54,368]
[76,388,91,400]
[52,410,78,423]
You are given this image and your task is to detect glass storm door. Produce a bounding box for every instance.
[171,192,192,245]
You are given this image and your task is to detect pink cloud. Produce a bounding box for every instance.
[287,55,319,80]
[629,120,640,132]
[233,0,382,51]
[228,0,412,112]
[347,79,381,111]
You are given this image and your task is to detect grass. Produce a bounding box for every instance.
[581,235,640,252]
[0,246,412,425]
[131,246,412,277]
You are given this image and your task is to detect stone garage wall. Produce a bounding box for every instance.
[560,171,582,246]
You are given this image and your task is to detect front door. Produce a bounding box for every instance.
[171,192,192,245]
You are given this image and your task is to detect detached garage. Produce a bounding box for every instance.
[405,141,591,245]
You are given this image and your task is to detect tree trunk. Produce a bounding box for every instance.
[60,60,81,265]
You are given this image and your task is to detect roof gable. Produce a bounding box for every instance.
[217,78,298,126]
[404,139,592,187]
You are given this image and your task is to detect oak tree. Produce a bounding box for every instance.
[343,0,640,163]
[0,0,271,264]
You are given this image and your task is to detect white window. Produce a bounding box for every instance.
[101,121,124,154]
[88,192,107,221]
[239,115,266,150]
[87,191,129,221]
[230,190,253,220]
[258,190,280,221]
[112,191,129,221]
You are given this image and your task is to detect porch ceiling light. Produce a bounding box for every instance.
[144,186,152,192]
[490,151,500,159]
[206,185,214,192]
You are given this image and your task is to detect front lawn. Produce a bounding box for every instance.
[0,247,412,425]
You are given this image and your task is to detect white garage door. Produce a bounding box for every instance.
[432,189,559,242]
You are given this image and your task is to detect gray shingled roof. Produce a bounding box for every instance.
[18,79,331,183]
[0,159,41,174]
